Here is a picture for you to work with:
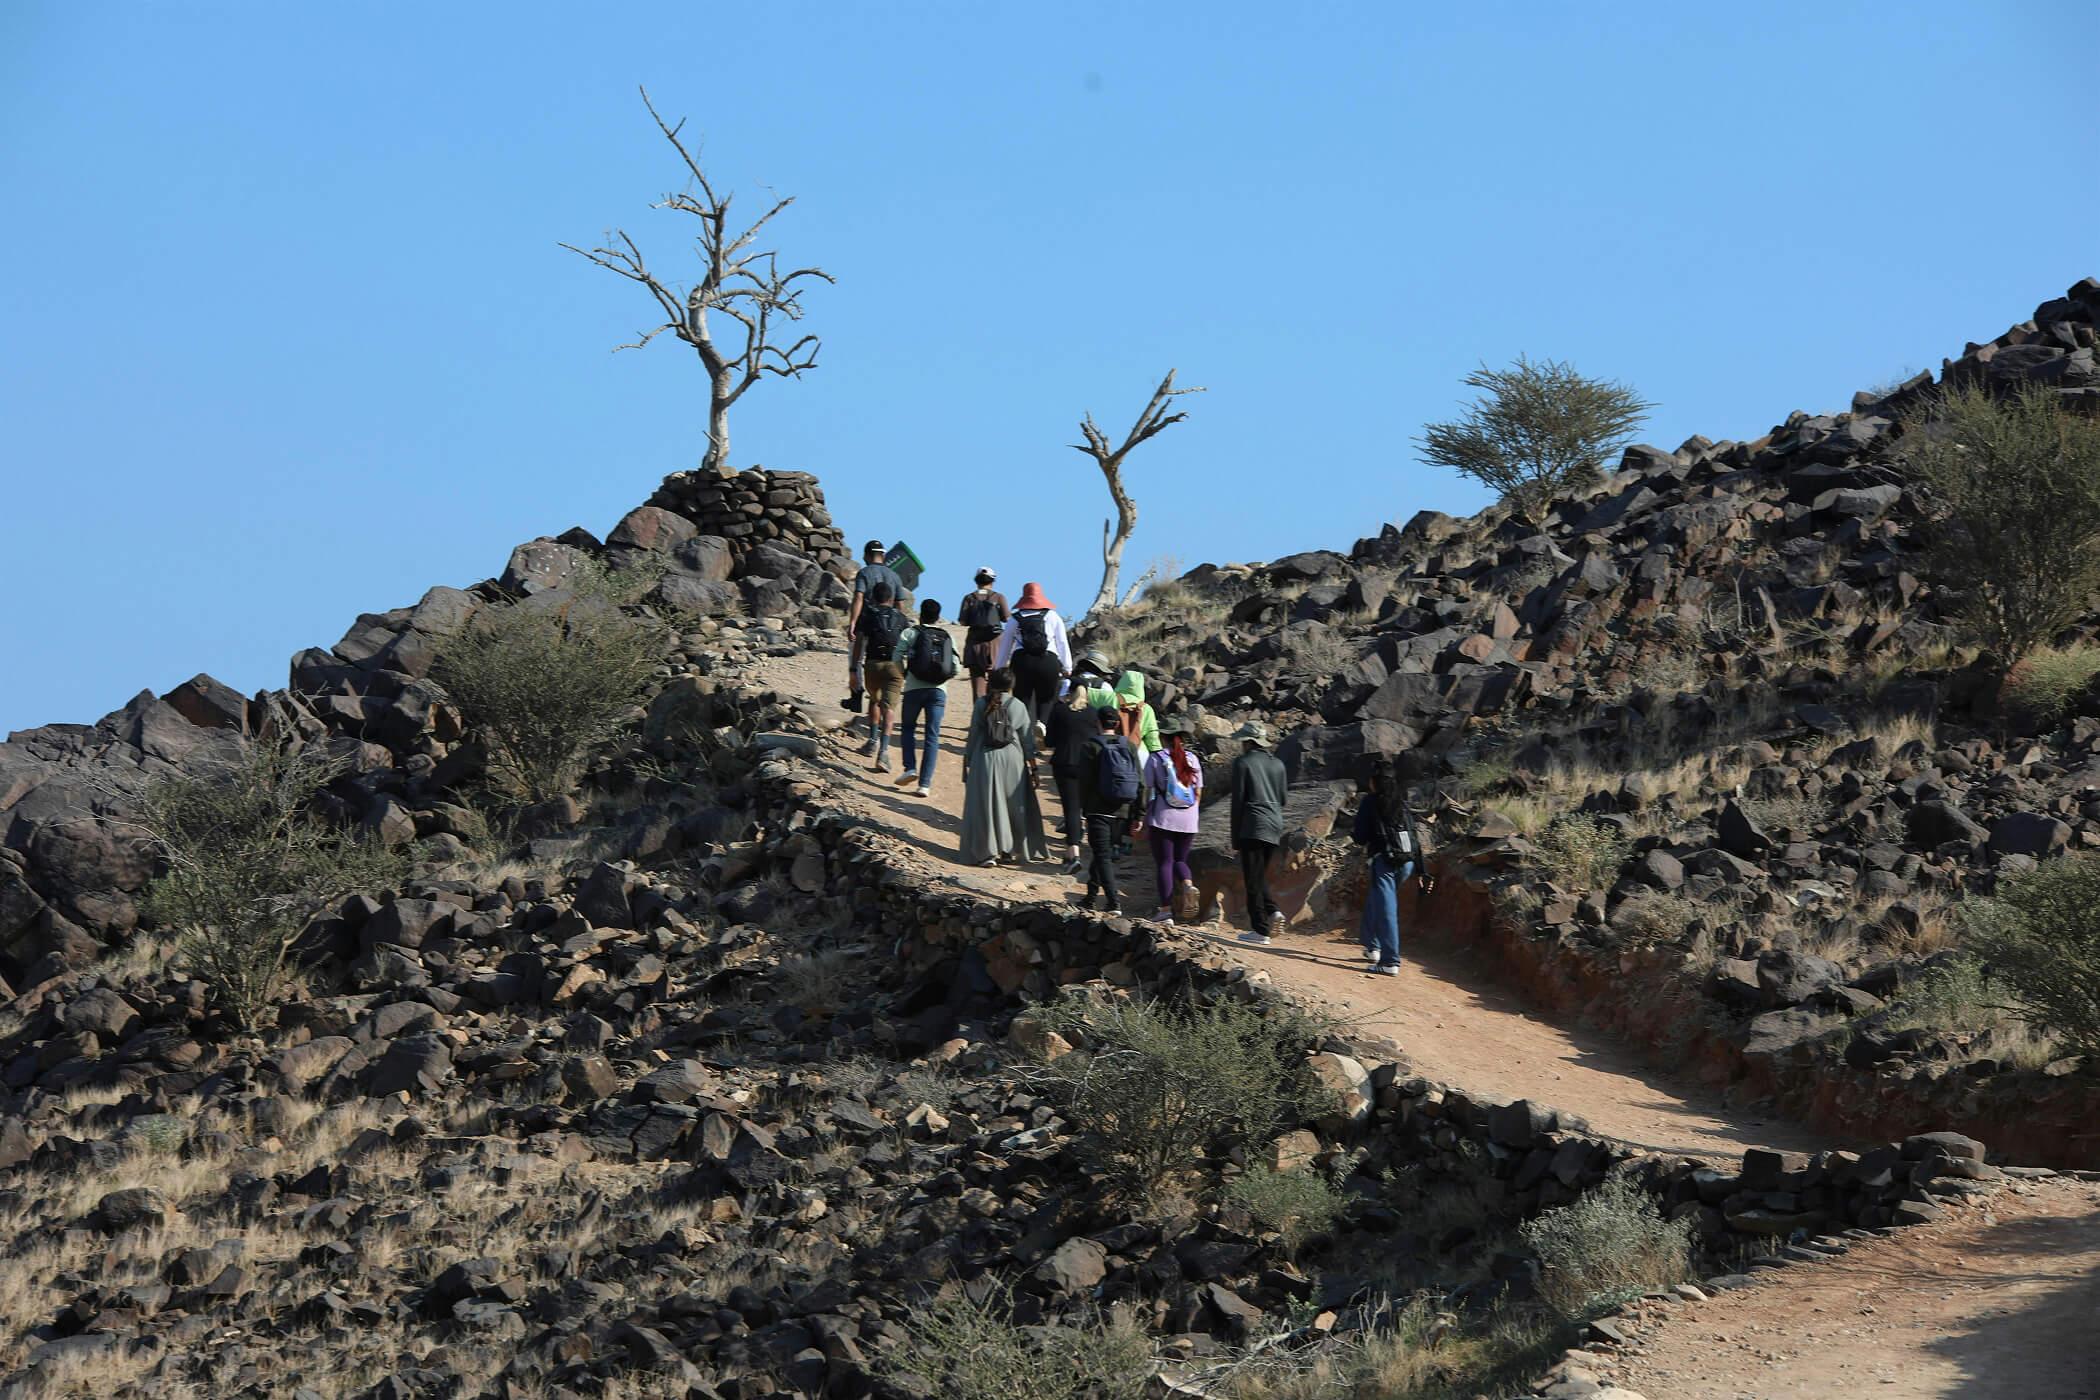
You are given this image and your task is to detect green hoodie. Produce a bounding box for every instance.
[1113,670,1162,755]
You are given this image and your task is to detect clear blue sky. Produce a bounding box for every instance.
[4,3,2096,734]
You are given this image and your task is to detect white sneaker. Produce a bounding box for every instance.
[1240,932,1272,946]
[1376,963,1402,977]
[1269,911,1286,931]
[1363,947,1380,963]
[915,785,932,798]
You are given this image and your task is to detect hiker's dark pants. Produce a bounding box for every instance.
[1010,652,1063,729]
[1053,768,1084,847]
[1240,839,1279,930]
[1084,812,1122,908]
[1148,828,1195,908]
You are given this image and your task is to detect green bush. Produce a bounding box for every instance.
[885,1286,1150,1400]
[138,744,409,1030]
[1519,1174,1693,1316]
[1225,1167,1346,1251]
[1964,856,2100,1059]
[2000,644,2100,728]
[1417,356,1652,524]
[1033,992,1332,1201]
[434,596,660,803]
[1900,383,2100,664]
[1534,815,1629,891]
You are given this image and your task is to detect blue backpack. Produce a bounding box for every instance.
[1096,736,1141,803]
[1156,753,1197,808]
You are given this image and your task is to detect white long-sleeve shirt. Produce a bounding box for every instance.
[992,608,1072,671]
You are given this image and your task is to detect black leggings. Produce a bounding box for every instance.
[1010,651,1063,728]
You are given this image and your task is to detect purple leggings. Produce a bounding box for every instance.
[1149,828,1195,907]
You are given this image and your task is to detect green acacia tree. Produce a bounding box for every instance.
[1900,382,2100,665]
[1418,356,1653,524]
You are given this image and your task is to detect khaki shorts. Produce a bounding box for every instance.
[864,660,906,709]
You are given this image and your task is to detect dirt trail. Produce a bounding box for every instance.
[1614,1178,2100,1399]
[748,637,1826,1160]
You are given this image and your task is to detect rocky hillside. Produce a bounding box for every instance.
[1,283,2097,1399]
[1081,276,2100,1162]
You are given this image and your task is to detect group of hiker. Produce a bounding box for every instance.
[837,540,1431,970]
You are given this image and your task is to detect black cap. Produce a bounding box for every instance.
[864,539,886,556]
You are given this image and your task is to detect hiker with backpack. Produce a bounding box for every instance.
[841,540,905,717]
[1108,670,1161,857]
[1228,721,1289,945]
[1351,754,1434,977]
[858,582,911,773]
[891,598,958,798]
[1140,717,1204,924]
[957,568,1010,703]
[1045,661,1121,874]
[991,582,1072,731]
[960,669,1045,867]
[1076,706,1141,913]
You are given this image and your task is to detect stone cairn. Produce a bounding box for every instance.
[645,467,847,567]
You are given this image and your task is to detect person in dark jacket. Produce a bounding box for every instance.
[1075,707,1136,913]
[1045,670,1118,875]
[1228,721,1289,944]
[1350,755,1432,976]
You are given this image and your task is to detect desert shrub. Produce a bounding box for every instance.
[1454,750,1515,799]
[1519,1174,1693,1316]
[1225,1167,1347,1251]
[434,596,660,803]
[772,947,856,1016]
[1417,356,1652,523]
[1290,625,1364,679]
[1533,815,1629,891]
[569,553,667,607]
[1033,992,1332,1200]
[885,1286,1150,1400]
[1743,793,1818,835]
[2000,643,2100,728]
[138,743,409,1030]
[1222,1295,1560,1400]
[1963,856,2100,1059]
[1881,956,2006,1036]
[1900,382,2100,664]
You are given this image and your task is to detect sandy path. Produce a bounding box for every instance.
[748,636,1824,1160]
[1613,1179,2100,1399]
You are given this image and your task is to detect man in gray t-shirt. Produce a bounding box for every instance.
[842,539,904,713]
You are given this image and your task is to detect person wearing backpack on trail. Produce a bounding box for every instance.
[841,540,905,716]
[1076,706,1141,913]
[858,582,910,772]
[1108,670,1161,857]
[891,598,958,799]
[1228,721,1289,945]
[992,582,1072,732]
[1140,717,1204,924]
[957,568,1010,703]
[1351,755,1434,977]
[960,669,1045,867]
[1045,664,1120,875]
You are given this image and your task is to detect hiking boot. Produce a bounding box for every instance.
[875,752,894,773]
[841,692,863,713]
[859,738,878,757]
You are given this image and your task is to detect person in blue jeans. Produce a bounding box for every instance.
[891,598,955,799]
[1351,755,1432,976]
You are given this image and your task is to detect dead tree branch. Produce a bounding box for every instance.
[562,86,833,476]
[1072,369,1205,618]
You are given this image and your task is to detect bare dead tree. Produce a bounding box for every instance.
[562,87,833,477]
[1073,369,1205,618]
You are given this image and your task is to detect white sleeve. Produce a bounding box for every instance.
[992,616,1018,668]
[1050,613,1073,670]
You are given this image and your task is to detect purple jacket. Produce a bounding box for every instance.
[1144,749,1203,834]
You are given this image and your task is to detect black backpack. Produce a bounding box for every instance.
[1096,735,1141,803]
[960,591,1001,629]
[863,605,908,657]
[1017,610,1051,655]
[981,697,1018,750]
[907,627,957,684]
